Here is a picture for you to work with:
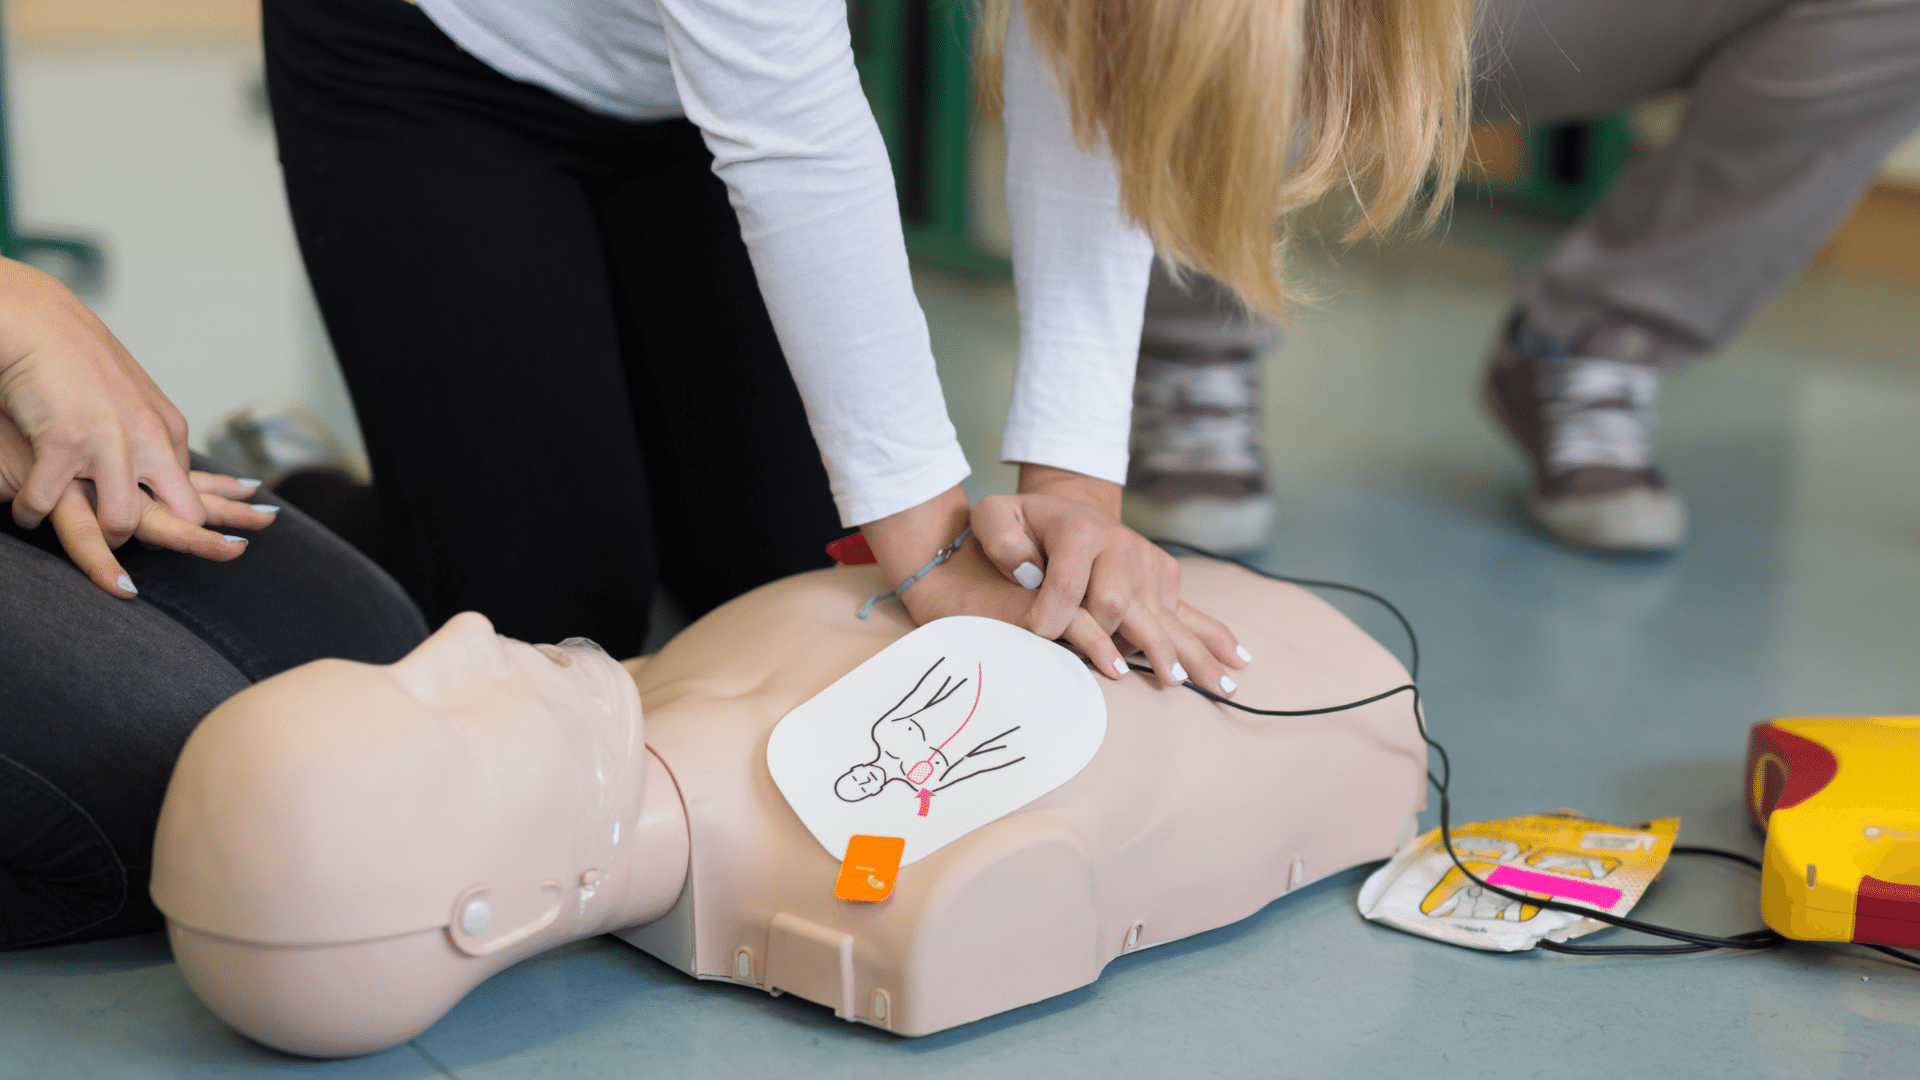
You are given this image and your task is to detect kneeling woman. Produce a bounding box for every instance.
[4,0,1475,949]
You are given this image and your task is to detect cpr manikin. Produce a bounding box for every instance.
[150,561,1425,1056]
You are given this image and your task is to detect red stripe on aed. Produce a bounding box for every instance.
[1745,722,1839,829]
[1855,876,1920,949]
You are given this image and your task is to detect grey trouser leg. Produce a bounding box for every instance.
[1481,0,1920,363]
[1,456,427,948]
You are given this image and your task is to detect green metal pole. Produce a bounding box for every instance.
[1,3,18,259]
[852,0,1010,280]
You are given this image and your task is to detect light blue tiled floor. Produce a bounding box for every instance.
[6,209,1919,1078]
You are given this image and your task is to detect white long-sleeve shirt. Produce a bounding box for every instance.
[418,0,1152,526]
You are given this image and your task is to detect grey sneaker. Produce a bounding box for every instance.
[1484,314,1686,552]
[1122,346,1274,553]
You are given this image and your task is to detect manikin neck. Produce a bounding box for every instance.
[595,748,690,933]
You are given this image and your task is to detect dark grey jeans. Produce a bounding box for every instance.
[0,460,427,948]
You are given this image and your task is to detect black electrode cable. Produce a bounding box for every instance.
[1143,540,1917,967]
[1154,539,1421,681]
[1866,943,1920,966]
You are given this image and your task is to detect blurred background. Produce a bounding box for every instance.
[6,5,1920,1077]
[4,0,361,464]
[6,0,1919,492]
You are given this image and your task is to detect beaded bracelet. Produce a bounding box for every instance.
[856,526,972,620]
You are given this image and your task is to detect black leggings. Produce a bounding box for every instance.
[0,460,426,948]
[263,0,843,657]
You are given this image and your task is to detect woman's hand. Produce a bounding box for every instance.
[0,257,204,542]
[0,322,280,595]
[863,484,1121,669]
[969,465,1246,695]
[859,471,1247,695]
[1,411,277,596]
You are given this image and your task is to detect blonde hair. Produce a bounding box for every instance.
[978,0,1474,322]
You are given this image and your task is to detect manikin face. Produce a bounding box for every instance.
[150,612,647,949]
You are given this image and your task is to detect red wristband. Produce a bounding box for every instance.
[825,533,876,565]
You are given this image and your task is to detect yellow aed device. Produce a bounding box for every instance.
[1747,716,1920,948]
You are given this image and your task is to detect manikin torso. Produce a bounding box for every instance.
[150,560,1424,1057]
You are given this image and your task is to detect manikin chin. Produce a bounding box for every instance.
[150,562,1424,1057]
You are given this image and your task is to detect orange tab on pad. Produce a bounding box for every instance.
[835,835,906,902]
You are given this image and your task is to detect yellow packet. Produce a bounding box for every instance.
[1357,810,1679,952]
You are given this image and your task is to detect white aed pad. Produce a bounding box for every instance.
[767,616,1106,867]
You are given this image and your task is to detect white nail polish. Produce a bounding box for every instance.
[1170,663,1188,683]
[1013,561,1044,589]
[236,478,262,488]
[116,574,137,595]
[223,534,247,543]
[1220,674,1237,694]
[1236,645,1253,663]
[251,503,279,514]
[1111,656,1129,677]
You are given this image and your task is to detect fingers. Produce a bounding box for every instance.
[1175,599,1249,670]
[1060,608,1130,681]
[199,491,279,531]
[88,458,148,547]
[1110,602,1237,697]
[1153,543,1182,611]
[1081,548,1133,636]
[10,441,80,529]
[190,471,264,500]
[138,449,208,528]
[190,471,277,532]
[46,473,260,598]
[14,438,160,544]
[1024,517,1105,641]
[49,484,139,599]
[131,496,252,561]
[155,395,192,471]
[1161,610,1235,697]
[969,494,1048,589]
[1116,603,1186,688]
[959,491,1250,697]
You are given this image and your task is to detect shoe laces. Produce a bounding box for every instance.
[1543,358,1659,474]
[1133,357,1262,476]
[1134,414,1263,474]
[1135,358,1255,412]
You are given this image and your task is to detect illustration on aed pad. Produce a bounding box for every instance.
[1417,840,1624,921]
[832,656,1026,817]
[1523,849,1620,880]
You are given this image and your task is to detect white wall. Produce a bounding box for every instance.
[6,35,364,456]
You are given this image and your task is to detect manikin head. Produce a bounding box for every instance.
[150,613,682,1056]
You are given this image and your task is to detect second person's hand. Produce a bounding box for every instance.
[0,413,278,598]
[0,256,204,541]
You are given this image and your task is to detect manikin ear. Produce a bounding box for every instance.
[390,611,515,708]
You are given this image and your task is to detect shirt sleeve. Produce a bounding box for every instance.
[653,0,969,527]
[998,0,1156,484]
